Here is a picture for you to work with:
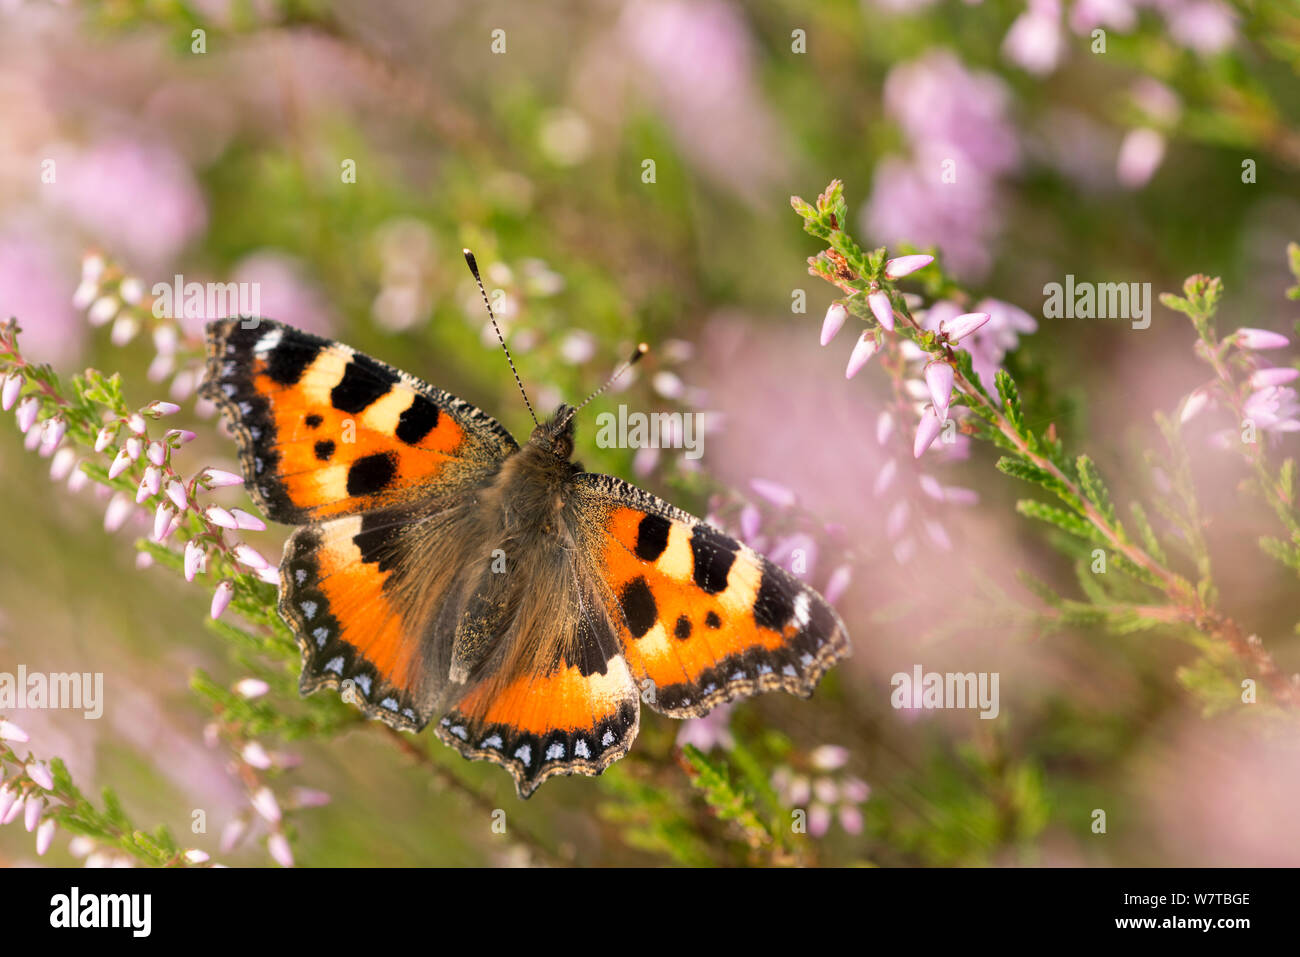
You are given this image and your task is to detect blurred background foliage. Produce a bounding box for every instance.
[2,0,1299,866]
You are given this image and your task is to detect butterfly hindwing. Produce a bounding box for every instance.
[571,473,850,718]
[201,318,518,524]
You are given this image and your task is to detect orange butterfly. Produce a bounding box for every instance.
[200,253,849,797]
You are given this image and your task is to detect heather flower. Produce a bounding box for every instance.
[166,480,189,511]
[1002,0,1064,76]
[267,832,294,868]
[924,362,955,419]
[845,333,879,379]
[1,373,22,411]
[24,794,42,832]
[205,506,238,529]
[15,396,40,433]
[749,478,797,509]
[251,787,281,824]
[823,565,852,605]
[1117,128,1166,189]
[184,541,206,582]
[220,818,248,853]
[234,678,270,699]
[183,849,210,864]
[200,468,244,488]
[1249,367,1299,389]
[94,425,116,452]
[26,761,54,790]
[1234,328,1290,351]
[913,407,943,457]
[290,788,332,809]
[883,255,934,280]
[809,745,849,771]
[0,786,19,822]
[50,448,79,483]
[153,503,174,542]
[939,312,992,344]
[231,509,266,531]
[820,303,848,345]
[103,493,133,532]
[1244,386,1300,433]
[36,818,56,856]
[1180,388,1210,423]
[242,742,273,770]
[211,581,235,621]
[234,544,270,570]
[868,290,895,332]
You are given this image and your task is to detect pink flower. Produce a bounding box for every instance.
[823,565,852,605]
[845,333,879,379]
[0,720,29,743]
[166,480,189,511]
[939,311,991,343]
[26,761,54,790]
[820,304,848,345]
[1249,367,1299,389]
[1180,388,1211,423]
[211,581,235,621]
[184,541,206,582]
[883,254,934,280]
[103,493,133,532]
[1117,128,1166,189]
[242,742,273,770]
[24,794,42,832]
[234,545,271,570]
[205,506,238,529]
[750,478,797,509]
[15,396,40,433]
[1002,0,1064,76]
[36,818,56,856]
[1,373,22,411]
[231,509,266,531]
[868,290,895,331]
[924,362,955,419]
[234,678,270,699]
[267,832,294,868]
[914,407,943,457]
[1234,328,1290,350]
[183,849,210,865]
[153,503,174,542]
[251,787,281,824]
[200,468,244,488]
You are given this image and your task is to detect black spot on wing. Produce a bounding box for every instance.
[690,525,738,594]
[674,615,692,640]
[754,562,795,632]
[634,513,671,562]
[396,394,440,445]
[705,610,722,629]
[331,354,398,414]
[353,511,403,573]
[266,339,320,385]
[305,413,323,428]
[314,440,335,461]
[347,452,398,496]
[619,577,657,639]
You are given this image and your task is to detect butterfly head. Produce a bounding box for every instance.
[529,404,577,461]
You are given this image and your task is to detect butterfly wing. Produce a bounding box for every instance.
[569,473,851,718]
[202,318,518,728]
[435,543,641,798]
[201,318,518,524]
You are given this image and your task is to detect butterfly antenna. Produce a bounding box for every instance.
[560,341,650,429]
[463,248,538,426]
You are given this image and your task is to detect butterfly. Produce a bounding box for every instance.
[199,252,850,797]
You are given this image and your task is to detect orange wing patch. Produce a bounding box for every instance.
[577,476,850,718]
[280,513,435,730]
[438,655,639,798]
[202,318,516,524]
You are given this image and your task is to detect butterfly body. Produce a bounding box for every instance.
[202,317,849,797]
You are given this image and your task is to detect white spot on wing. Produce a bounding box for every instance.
[514,744,532,766]
[253,329,283,355]
[545,742,565,761]
[792,592,812,629]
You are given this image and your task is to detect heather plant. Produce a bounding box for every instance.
[3,0,1300,870]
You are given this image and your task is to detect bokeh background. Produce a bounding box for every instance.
[2,0,1300,866]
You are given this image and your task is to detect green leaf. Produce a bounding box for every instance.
[1076,455,1121,534]
[1015,499,1102,543]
